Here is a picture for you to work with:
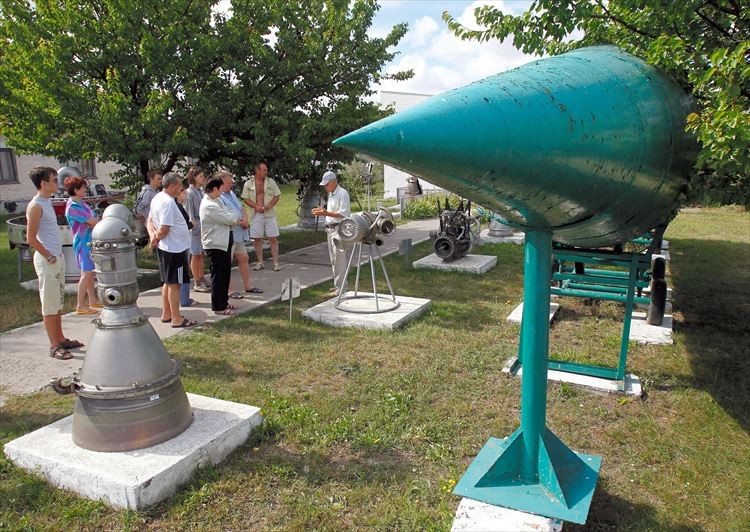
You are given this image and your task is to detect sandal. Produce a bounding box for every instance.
[171,318,197,328]
[160,318,172,323]
[252,262,264,271]
[228,291,244,299]
[76,308,98,315]
[214,308,236,316]
[60,338,84,349]
[50,345,73,360]
[245,287,263,294]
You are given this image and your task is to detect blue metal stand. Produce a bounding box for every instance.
[453,231,601,524]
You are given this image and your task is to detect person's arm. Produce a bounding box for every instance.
[241,181,260,211]
[25,203,56,262]
[268,194,280,209]
[201,201,241,226]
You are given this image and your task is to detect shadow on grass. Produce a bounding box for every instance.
[670,238,750,434]
[568,483,693,531]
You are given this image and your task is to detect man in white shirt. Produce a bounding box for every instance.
[148,172,196,328]
[312,171,351,296]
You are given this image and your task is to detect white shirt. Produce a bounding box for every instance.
[326,185,350,225]
[149,191,190,252]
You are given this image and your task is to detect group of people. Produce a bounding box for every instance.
[137,164,284,325]
[25,163,350,360]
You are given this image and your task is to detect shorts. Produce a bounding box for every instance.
[79,248,96,272]
[250,213,279,239]
[232,241,248,255]
[190,234,205,255]
[33,252,65,316]
[157,249,190,285]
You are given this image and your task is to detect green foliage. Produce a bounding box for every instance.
[443,0,750,206]
[402,193,462,219]
[0,0,412,193]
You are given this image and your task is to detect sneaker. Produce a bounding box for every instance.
[253,262,264,271]
[202,276,212,287]
[194,282,211,293]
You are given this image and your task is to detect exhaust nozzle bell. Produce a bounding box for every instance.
[56,205,193,452]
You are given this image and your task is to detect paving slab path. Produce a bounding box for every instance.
[0,219,435,404]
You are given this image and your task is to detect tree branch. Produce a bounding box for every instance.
[695,6,740,42]
[593,0,658,39]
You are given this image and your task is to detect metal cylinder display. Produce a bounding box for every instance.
[51,205,193,452]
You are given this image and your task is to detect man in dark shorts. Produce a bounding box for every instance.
[148,172,197,328]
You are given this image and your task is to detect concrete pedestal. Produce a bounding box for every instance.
[452,498,563,531]
[3,393,262,510]
[413,253,497,274]
[302,292,431,330]
[478,228,525,245]
[502,357,643,396]
[629,310,674,345]
[506,301,560,324]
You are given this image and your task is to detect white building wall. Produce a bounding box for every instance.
[0,135,126,214]
[379,90,445,199]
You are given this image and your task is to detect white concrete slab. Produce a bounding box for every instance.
[506,302,560,324]
[478,229,525,245]
[452,498,563,532]
[302,292,431,330]
[3,393,261,510]
[412,253,497,274]
[629,311,674,345]
[502,357,642,396]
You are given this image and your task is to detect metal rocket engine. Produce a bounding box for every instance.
[51,204,193,452]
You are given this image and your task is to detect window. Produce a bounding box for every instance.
[0,148,18,184]
[78,158,97,179]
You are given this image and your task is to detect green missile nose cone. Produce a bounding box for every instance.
[333,46,697,248]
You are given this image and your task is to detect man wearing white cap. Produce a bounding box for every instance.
[312,170,350,295]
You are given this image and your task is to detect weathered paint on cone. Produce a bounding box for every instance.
[334,45,697,248]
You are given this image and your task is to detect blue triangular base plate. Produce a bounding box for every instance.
[453,428,602,524]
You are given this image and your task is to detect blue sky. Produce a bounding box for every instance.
[370,1,536,96]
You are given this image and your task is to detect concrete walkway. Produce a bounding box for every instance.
[0,219,434,403]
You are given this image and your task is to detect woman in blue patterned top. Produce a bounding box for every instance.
[64,175,101,314]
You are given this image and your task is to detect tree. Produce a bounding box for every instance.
[443,0,749,206]
[0,0,409,193]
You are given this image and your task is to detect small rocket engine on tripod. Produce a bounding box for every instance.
[430,198,480,261]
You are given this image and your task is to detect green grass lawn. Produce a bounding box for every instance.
[1,206,748,530]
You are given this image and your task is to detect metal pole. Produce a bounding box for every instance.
[337,243,358,305]
[354,243,364,295]
[368,245,379,311]
[519,230,552,482]
[289,276,293,323]
[375,245,397,302]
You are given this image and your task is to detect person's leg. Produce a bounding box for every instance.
[76,271,87,310]
[327,230,347,293]
[253,239,264,265]
[84,271,101,306]
[167,283,183,325]
[34,252,69,347]
[269,237,279,266]
[236,249,252,290]
[206,248,219,310]
[180,281,193,306]
[161,283,171,321]
[212,248,231,311]
[266,216,280,267]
